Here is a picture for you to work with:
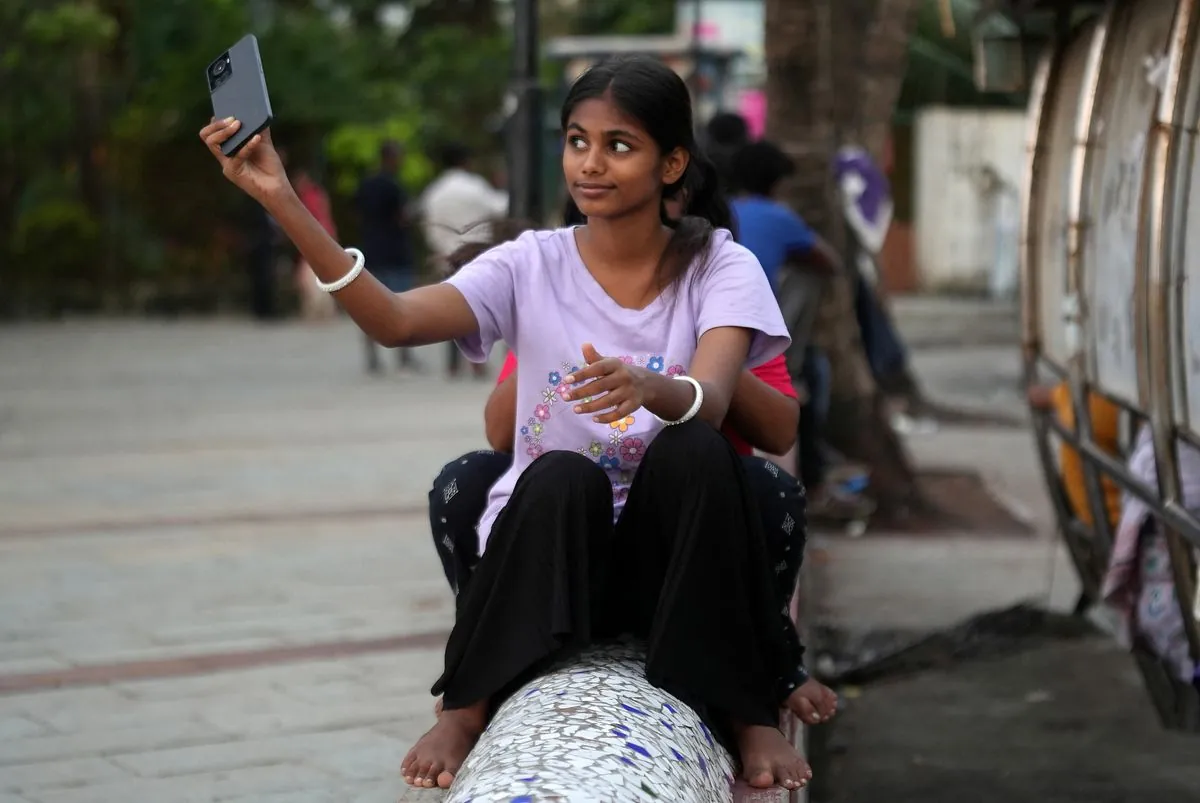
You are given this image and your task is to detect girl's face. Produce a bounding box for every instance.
[562,94,688,222]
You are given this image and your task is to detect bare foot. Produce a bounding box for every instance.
[787,678,838,726]
[734,722,812,790]
[400,703,486,789]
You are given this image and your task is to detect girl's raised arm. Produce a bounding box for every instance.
[201,119,480,346]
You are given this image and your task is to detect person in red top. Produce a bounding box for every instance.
[293,167,338,321]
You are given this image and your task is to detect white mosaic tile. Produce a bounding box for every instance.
[446,642,738,803]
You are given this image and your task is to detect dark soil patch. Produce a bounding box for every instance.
[816,468,1034,537]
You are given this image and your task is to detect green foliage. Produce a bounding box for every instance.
[396,24,512,156]
[23,2,119,47]
[0,0,695,315]
[326,117,435,196]
[13,199,100,273]
[570,0,676,36]
[0,0,516,316]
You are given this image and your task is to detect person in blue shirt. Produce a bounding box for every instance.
[729,141,841,287]
[729,140,874,524]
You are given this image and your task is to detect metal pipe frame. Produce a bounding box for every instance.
[1064,2,1119,561]
[1142,0,1200,659]
[1019,33,1102,598]
[1025,0,1200,726]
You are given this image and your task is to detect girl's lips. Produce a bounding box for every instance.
[575,183,615,198]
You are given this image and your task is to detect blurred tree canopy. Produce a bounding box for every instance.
[0,0,510,316]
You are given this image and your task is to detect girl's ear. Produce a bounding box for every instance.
[662,146,689,186]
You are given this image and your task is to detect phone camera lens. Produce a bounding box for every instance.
[213,60,227,75]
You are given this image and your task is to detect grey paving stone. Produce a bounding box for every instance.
[0,688,133,728]
[113,660,362,702]
[109,728,382,779]
[0,718,50,741]
[24,763,336,803]
[198,692,431,738]
[296,732,410,782]
[0,659,69,676]
[0,757,129,793]
[0,721,231,767]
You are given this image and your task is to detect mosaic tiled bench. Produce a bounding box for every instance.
[443,642,806,803]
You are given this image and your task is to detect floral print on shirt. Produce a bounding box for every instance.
[521,353,684,502]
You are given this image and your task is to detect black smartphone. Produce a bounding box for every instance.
[206,34,273,158]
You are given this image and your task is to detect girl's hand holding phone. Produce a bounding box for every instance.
[199,119,288,205]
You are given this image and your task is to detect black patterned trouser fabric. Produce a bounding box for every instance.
[428,449,811,704]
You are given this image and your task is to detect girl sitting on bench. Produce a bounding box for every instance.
[200,55,826,793]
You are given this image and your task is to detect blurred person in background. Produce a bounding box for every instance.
[704,111,750,195]
[355,140,420,373]
[420,141,509,379]
[730,139,875,523]
[293,165,338,321]
[243,198,281,321]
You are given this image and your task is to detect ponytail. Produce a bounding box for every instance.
[656,148,734,288]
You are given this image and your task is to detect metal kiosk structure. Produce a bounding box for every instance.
[1019,0,1200,729]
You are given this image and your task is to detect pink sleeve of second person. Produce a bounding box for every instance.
[749,354,797,399]
[496,352,518,385]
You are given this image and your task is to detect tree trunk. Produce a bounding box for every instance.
[764,0,922,518]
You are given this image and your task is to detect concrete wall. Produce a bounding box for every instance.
[913,107,1026,295]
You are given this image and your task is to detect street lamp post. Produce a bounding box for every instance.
[508,0,543,223]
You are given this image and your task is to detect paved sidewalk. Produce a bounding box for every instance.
[0,320,479,802]
[0,313,1193,803]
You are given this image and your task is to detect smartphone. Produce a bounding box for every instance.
[206,34,273,157]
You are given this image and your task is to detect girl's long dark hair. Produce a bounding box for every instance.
[562,55,731,288]
[448,56,732,281]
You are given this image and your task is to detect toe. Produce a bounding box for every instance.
[400,757,417,786]
[437,770,455,789]
[822,690,839,718]
[795,698,819,725]
[746,767,775,789]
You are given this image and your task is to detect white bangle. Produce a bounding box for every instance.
[657,375,704,426]
[315,248,365,293]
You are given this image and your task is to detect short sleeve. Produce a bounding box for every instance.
[693,232,791,367]
[780,208,816,256]
[749,355,798,399]
[444,238,522,362]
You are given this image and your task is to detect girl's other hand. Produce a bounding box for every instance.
[563,343,648,424]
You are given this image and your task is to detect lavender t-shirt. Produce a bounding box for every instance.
[446,227,790,553]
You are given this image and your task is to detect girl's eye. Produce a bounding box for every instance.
[568,136,587,150]
[611,141,631,154]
